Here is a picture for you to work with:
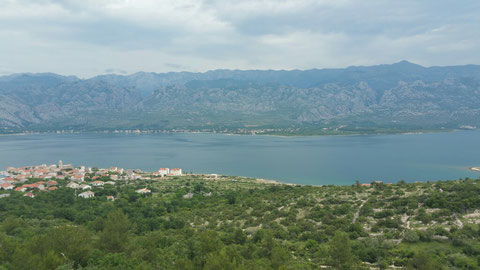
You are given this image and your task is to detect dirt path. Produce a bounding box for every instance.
[454,214,464,228]
[401,214,410,229]
[352,200,366,223]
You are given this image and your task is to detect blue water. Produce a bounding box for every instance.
[0,131,479,185]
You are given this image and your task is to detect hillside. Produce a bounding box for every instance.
[1,172,480,269]
[1,61,480,134]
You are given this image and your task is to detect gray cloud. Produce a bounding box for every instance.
[0,0,479,77]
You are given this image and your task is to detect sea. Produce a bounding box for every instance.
[0,130,479,185]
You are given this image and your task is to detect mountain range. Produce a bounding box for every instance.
[1,61,480,133]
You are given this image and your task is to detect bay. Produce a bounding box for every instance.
[0,130,479,185]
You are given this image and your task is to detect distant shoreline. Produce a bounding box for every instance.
[0,128,472,138]
[471,167,480,173]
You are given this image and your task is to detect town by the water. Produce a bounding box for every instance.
[0,161,188,199]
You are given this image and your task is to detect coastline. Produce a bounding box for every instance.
[0,127,467,138]
[471,167,480,173]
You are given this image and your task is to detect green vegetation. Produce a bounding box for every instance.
[1,176,480,269]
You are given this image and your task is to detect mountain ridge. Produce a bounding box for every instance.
[1,61,480,133]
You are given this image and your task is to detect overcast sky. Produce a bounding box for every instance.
[1,0,479,78]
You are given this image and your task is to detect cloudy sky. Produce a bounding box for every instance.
[1,0,479,77]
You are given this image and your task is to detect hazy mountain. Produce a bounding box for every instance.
[1,61,480,132]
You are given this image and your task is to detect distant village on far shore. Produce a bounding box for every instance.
[0,160,193,199]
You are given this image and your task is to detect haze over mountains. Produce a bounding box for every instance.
[1,61,480,133]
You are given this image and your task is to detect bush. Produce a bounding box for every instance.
[403,230,419,243]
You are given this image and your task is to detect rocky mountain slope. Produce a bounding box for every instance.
[1,61,479,132]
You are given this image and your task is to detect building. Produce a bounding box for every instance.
[0,183,14,190]
[78,191,95,198]
[46,180,58,186]
[129,174,141,180]
[66,182,80,189]
[183,193,194,199]
[71,174,85,182]
[21,183,41,190]
[136,188,151,194]
[2,177,15,183]
[158,168,169,176]
[170,168,182,176]
[24,192,35,198]
[92,181,104,187]
[81,184,92,190]
[106,195,115,201]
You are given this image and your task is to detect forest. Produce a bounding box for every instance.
[1,175,480,269]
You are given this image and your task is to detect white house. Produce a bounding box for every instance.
[78,191,95,198]
[92,181,104,187]
[14,187,27,192]
[183,193,194,199]
[0,183,14,190]
[81,184,92,190]
[170,168,182,176]
[71,174,85,182]
[129,174,141,180]
[66,182,80,189]
[158,168,169,176]
[136,188,151,194]
[24,192,35,198]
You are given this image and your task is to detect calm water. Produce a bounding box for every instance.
[0,131,479,185]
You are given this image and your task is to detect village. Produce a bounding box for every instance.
[0,160,183,199]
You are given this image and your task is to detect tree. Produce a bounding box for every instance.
[407,251,442,270]
[48,225,93,267]
[233,229,247,245]
[1,216,26,235]
[328,232,355,269]
[194,230,223,268]
[226,192,236,205]
[270,244,290,269]
[99,210,132,253]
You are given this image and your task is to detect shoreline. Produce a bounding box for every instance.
[0,128,470,138]
[471,167,480,173]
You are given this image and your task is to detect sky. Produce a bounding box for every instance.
[1,0,479,78]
